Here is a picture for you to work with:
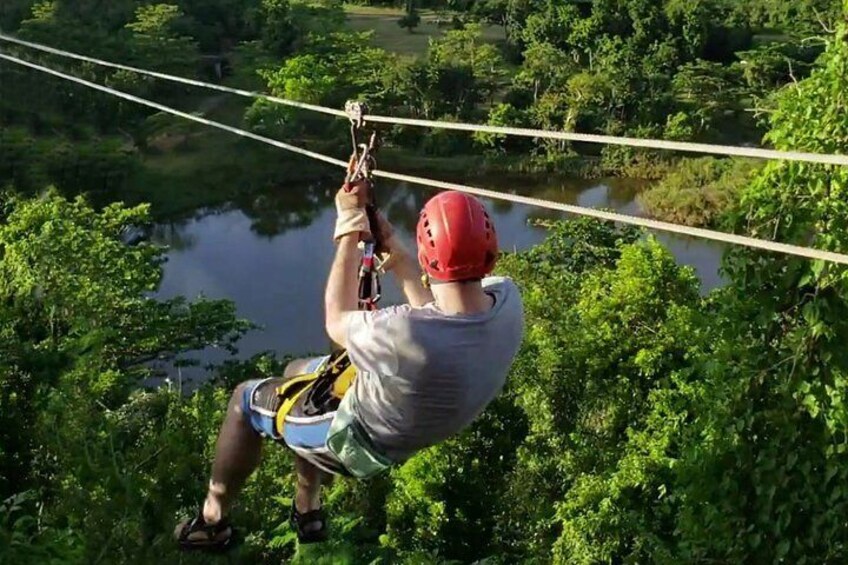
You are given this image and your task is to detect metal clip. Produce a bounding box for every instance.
[345,101,368,129]
[357,241,382,309]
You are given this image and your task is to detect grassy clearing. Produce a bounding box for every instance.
[126,117,333,218]
[344,4,505,56]
[128,41,293,218]
[343,3,408,16]
[637,157,762,227]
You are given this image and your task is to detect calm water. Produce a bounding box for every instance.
[153,175,724,371]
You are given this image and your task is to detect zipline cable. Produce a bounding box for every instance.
[2,32,848,167]
[2,51,848,266]
[363,115,848,166]
[0,33,347,119]
[0,53,347,168]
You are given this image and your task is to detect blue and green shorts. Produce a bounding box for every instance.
[240,355,351,476]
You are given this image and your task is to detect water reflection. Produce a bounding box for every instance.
[235,181,334,238]
[154,177,725,374]
[150,220,199,251]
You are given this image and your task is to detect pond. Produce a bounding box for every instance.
[153,174,725,374]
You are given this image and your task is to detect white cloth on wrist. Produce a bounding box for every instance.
[334,208,370,241]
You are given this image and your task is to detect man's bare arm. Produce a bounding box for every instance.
[325,179,370,347]
[384,237,433,308]
[324,234,361,348]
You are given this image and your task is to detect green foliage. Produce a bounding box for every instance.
[0,192,251,538]
[126,4,184,37]
[673,23,848,563]
[249,30,392,140]
[428,23,505,102]
[739,0,843,37]
[670,59,746,138]
[174,0,266,51]
[259,0,298,55]
[494,0,820,158]
[494,220,702,563]
[5,0,828,180]
[125,4,200,75]
[638,157,762,227]
[514,41,576,102]
[473,102,531,153]
[737,42,819,98]
[0,0,38,31]
[0,194,161,333]
[0,492,85,564]
[384,394,528,561]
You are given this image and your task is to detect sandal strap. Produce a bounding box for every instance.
[179,513,233,545]
[290,500,327,542]
[293,507,324,523]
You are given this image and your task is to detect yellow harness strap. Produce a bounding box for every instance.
[274,352,357,437]
[330,353,356,399]
[273,373,320,437]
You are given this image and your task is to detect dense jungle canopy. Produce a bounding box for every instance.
[1,0,848,563]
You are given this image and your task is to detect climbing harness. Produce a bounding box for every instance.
[268,104,382,445]
[272,350,357,438]
[344,100,383,311]
[269,349,391,479]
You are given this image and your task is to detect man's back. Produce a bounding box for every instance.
[345,276,524,461]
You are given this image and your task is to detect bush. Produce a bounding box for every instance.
[638,157,761,227]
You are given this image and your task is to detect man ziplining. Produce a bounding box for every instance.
[175,154,524,550]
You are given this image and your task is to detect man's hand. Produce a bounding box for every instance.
[373,211,396,260]
[371,212,434,307]
[333,180,372,242]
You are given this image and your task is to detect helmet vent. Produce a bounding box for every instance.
[417,191,498,282]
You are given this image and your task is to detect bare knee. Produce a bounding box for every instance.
[284,358,315,378]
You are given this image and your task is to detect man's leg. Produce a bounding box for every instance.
[295,455,326,513]
[201,381,263,525]
[285,359,331,517]
[176,379,263,546]
[200,356,324,523]
[180,359,320,533]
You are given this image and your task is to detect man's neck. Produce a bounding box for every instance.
[431,280,493,315]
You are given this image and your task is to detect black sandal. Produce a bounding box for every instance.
[290,500,328,544]
[175,512,237,552]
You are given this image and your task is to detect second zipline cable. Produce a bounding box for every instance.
[2,51,848,265]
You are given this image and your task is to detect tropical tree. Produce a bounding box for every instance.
[672,18,848,562]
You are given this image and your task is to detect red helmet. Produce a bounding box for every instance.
[416,191,498,282]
